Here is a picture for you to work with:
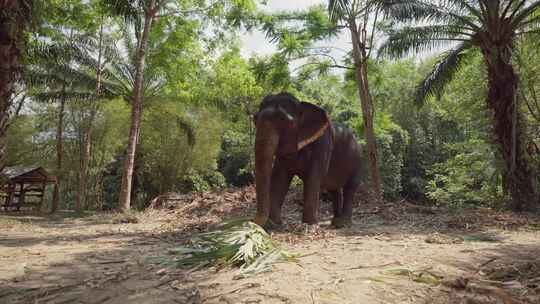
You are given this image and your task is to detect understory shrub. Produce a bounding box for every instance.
[426,140,507,209]
[180,169,227,193]
[377,129,407,201]
[218,130,254,187]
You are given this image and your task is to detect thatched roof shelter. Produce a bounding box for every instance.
[1,166,57,211]
[3,166,57,183]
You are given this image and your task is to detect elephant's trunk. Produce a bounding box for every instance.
[253,119,279,227]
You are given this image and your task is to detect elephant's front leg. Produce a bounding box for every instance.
[302,174,322,224]
[269,163,293,225]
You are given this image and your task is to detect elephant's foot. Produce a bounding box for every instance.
[331,216,352,229]
[302,214,318,225]
[297,222,321,235]
[262,218,284,232]
[269,215,283,226]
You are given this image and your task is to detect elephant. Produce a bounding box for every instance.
[253,92,362,228]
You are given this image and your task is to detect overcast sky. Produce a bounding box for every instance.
[238,1,445,68]
[239,0,350,60]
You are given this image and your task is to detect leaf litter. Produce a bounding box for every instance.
[164,218,297,277]
[4,186,540,304]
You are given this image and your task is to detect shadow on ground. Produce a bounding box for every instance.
[1,191,539,304]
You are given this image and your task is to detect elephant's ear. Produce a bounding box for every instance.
[298,102,330,150]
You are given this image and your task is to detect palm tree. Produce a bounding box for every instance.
[328,0,383,200]
[103,0,163,211]
[71,23,124,211]
[27,36,106,212]
[103,24,166,206]
[0,0,34,176]
[77,24,105,212]
[379,0,540,210]
[29,23,164,211]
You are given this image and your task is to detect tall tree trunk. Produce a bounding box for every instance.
[349,22,382,201]
[76,113,94,211]
[51,95,66,213]
[0,0,30,178]
[76,24,104,211]
[482,46,539,211]
[118,2,156,211]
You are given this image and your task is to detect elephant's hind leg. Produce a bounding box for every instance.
[340,173,361,227]
[329,190,343,226]
[331,174,360,228]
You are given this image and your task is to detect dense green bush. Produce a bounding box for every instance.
[426,140,507,209]
[218,130,254,187]
[180,169,227,193]
[377,129,407,201]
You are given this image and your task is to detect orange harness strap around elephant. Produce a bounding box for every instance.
[297,113,334,151]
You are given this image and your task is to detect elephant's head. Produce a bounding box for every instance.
[252,92,330,226]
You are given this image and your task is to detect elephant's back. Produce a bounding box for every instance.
[331,123,361,158]
[323,124,362,190]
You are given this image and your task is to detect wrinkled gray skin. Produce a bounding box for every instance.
[253,92,362,228]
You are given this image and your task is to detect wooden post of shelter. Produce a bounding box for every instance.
[39,181,46,211]
[18,182,25,211]
[5,183,14,210]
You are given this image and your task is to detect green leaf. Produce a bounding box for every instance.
[170,220,295,277]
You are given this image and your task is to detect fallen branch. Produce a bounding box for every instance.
[347,261,402,270]
[443,276,525,304]
[0,286,41,299]
[257,292,292,304]
[401,201,439,214]
[467,282,525,304]
[93,259,126,265]
[155,276,178,288]
[357,207,381,215]
[295,252,318,259]
[476,257,498,272]
[203,283,261,302]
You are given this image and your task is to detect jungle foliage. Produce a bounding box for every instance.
[4,0,540,211]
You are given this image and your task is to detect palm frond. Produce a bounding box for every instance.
[416,42,474,104]
[506,0,530,19]
[375,0,481,31]
[101,0,141,24]
[375,0,446,21]
[512,1,540,29]
[25,64,100,90]
[379,24,470,58]
[169,220,296,276]
[517,13,540,35]
[25,40,77,64]
[328,0,351,23]
[100,35,123,65]
[32,91,97,103]
[444,0,485,22]
[25,6,165,108]
[121,25,138,64]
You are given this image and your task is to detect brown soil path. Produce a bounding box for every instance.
[1,202,539,304]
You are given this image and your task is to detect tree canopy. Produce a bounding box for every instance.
[2,0,539,211]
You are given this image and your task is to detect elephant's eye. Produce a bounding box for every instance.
[276,106,293,122]
[281,112,294,122]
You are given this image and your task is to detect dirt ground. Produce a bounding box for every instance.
[1,188,540,304]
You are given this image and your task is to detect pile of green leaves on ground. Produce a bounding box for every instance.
[169,219,296,276]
